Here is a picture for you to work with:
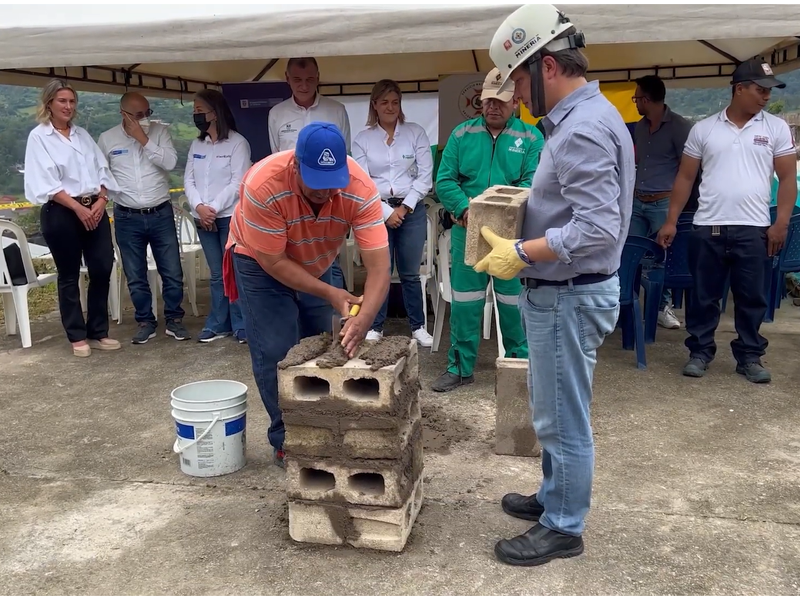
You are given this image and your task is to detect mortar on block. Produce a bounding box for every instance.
[464,185,529,267]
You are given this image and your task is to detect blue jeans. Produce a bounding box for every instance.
[630,196,671,310]
[371,206,427,332]
[519,275,620,537]
[232,252,334,450]
[113,203,185,324]
[197,216,244,335]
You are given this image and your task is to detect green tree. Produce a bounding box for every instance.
[767,98,785,114]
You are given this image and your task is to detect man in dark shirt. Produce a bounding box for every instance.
[632,75,694,329]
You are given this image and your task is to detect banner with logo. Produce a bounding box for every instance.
[438,73,486,144]
[439,72,640,146]
[221,82,292,163]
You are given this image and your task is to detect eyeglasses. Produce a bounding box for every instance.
[122,109,153,119]
[631,96,648,103]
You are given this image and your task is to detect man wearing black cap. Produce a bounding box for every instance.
[658,58,797,384]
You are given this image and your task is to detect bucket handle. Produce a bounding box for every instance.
[173,412,220,454]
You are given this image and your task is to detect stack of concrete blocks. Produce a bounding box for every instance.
[278,339,423,552]
[495,358,541,458]
[464,185,529,266]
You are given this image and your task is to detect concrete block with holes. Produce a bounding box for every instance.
[495,357,541,457]
[278,339,419,415]
[280,335,424,551]
[464,185,529,266]
[288,477,424,552]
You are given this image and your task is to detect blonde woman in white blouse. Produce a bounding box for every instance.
[352,79,434,347]
[23,79,121,357]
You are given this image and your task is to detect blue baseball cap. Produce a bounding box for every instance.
[295,122,350,190]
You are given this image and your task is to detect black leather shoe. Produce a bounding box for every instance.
[501,492,544,521]
[495,523,584,567]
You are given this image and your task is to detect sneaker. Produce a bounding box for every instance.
[197,330,231,343]
[431,371,475,393]
[412,327,434,348]
[658,306,681,329]
[165,319,191,341]
[235,330,247,344]
[682,357,708,378]
[132,322,157,344]
[736,361,771,384]
[273,448,286,469]
[366,330,383,341]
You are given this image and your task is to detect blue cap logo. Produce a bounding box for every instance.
[318,148,336,167]
[295,122,349,190]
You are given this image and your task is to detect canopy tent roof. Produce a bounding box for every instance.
[2,4,800,98]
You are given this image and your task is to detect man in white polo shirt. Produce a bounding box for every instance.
[268,57,351,153]
[268,56,352,289]
[658,58,797,384]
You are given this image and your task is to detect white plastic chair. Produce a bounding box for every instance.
[431,229,452,353]
[0,220,58,348]
[174,201,202,317]
[482,280,506,359]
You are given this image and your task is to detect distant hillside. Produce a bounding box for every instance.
[0,85,195,197]
[2,69,800,197]
[666,69,800,119]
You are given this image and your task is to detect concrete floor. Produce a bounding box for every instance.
[1,284,800,595]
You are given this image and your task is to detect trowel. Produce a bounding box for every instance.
[332,301,361,340]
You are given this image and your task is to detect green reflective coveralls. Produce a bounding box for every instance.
[435,114,544,377]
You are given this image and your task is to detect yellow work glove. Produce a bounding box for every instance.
[473,226,528,280]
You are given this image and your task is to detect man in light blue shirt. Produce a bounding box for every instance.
[476,4,634,567]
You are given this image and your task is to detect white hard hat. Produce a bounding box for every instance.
[489,4,581,92]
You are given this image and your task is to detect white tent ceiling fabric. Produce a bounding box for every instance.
[1,4,799,97]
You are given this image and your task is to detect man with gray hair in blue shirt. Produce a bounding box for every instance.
[475,4,634,567]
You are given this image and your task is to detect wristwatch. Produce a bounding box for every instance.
[514,240,534,265]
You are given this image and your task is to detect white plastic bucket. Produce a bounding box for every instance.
[170,380,248,477]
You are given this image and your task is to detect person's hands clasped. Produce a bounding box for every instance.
[74,203,97,231]
[456,208,469,228]
[196,204,217,230]
[90,200,107,227]
[386,206,407,229]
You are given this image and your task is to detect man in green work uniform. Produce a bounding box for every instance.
[432,68,544,393]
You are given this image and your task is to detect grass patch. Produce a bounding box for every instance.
[0,258,58,327]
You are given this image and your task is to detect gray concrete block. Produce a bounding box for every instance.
[285,434,423,508]
[464,185,528,266]
[495,357,541,457]
[288,476,423,552]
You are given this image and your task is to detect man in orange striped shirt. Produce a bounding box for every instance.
[225,122,390,467]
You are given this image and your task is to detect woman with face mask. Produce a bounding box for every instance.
[184,89,252,343]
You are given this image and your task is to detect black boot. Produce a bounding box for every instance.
[495,523,584,567]
[431,371,474,393]
[501,492,544,521]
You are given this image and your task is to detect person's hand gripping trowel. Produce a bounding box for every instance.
[332,295,365,358]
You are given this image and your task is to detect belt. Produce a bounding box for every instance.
[521,273,615,289]
[72,195,100,207]
[115,200,171,214]
[635,190,671,202]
